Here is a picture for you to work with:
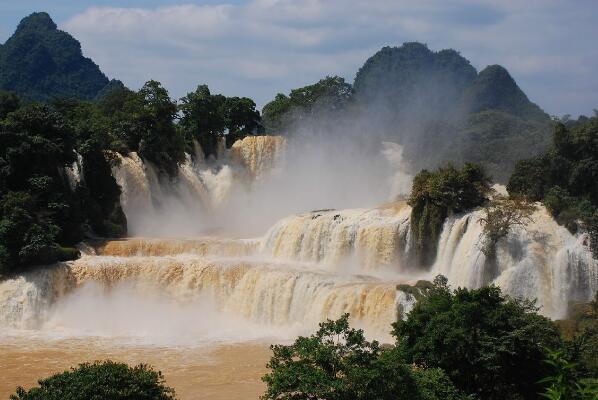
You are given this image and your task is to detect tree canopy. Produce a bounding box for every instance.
[179,84,261,158]
[408,163,491,266]
[10,361,176,400]
[262,313,468,400]
[262,76,353,134]
[393,276,563,400]
[508,115,598,254]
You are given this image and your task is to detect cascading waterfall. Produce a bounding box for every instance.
[111,136,285,236]
[1,136,596,348]
[261,204,412,272]
[230,136,286,179]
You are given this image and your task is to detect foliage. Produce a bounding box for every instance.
[393,276,563,400]
[10,361,176,400]
[0,91,21,119]
[539,349,597,400]
[507,117,598,254]
[134,80,186,175]
[179,84,261,158]
[0,104,81,273]
[262,76,353,134]
[262,313,467,400]
[479,194,536,258]
[463,65,547,121]
[0,12,115,101]
[0,94,130,275]
[557,292,598,378]
[408,163,491,266]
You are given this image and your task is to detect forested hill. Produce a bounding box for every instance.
[0,12,118,101]
[264,42,553,182]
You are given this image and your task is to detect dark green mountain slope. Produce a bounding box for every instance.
[0,12,116,101]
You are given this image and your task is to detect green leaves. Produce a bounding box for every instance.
[393,279,562,400]
[508,116,598,255]
[9,361,176,400]
[261,313,468,400]
[262,76,352,134]
[179,84,261,158]
[539,348,598,400]
[408,163,491,267]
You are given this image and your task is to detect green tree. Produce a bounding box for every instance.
[223,96,261,144]
[408,163,491,266]
[393,276,562,400]
[508,117,598,254]
[10,361,176,400]
[0,90,20,119]
[261,313,468,400]
[179,84,227,159]
[135,80,185,175]
[0,104,82,273]
[262,76,353,134]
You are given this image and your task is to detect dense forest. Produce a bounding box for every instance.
[0,81,260,276]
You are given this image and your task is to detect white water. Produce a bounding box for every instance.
[1,136,596,349]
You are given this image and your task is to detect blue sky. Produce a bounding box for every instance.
[1,1,597,116]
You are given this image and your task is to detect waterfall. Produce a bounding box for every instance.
[261,204,412,272]
[430,207,598,318]
[1,135,596,346]
[0,201,595,343]
[230,136,286,179]
[111,136,285,236]
[0,252,409,342]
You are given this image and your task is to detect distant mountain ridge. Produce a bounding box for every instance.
[354,42,548,122]
[263,42,552,181]
[0,12,119,101]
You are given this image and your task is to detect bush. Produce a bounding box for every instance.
[408,163,491,266]
[10,361,176,400]
[261,313,468,400]
[507,117,598,255]
[393,276,562,400]
[479,195,536,259]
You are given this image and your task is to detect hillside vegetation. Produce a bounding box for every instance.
[0,12,118,102]
[263,42,553,182]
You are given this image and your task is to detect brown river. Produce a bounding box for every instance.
[0,337,270,399]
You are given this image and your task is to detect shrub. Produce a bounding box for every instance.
[408,163,491,266]
[261,313,469,400]
[479,195,536,258]
[393,276,562,400]
[10,361,176,400]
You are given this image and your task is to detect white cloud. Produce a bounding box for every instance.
[62,0,598,115]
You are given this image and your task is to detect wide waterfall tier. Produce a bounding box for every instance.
[262,204,413,271]
[0,202,595,344]
[0,253,410,342]
[261,203,596,318]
